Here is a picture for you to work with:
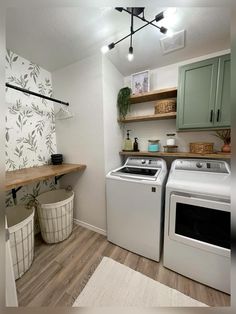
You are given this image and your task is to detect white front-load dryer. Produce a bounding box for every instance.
[163,159,231,293]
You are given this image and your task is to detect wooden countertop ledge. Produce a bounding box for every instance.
[6,163,86,190]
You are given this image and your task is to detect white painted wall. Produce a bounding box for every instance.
[52,54,107,231]
[102,56,123,173]
[124,49,231,153]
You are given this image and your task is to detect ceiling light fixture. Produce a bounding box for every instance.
[101,7,176,58]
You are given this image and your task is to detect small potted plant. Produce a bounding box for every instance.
[117,87,132,119]
[215,129,231,153]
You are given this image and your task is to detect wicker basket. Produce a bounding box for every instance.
[189,142,214,154]
[154,98,176,114]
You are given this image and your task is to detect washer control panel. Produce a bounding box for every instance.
[175,159,230,173]
[125,157,163,169]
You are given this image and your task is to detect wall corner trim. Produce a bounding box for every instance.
[73,218,107,236]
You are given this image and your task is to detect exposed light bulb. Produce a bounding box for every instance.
[128,53,134,62]
[101,45,109,54]
[166,29,174,37]
[127,47,134,62]
[164,7,177,18]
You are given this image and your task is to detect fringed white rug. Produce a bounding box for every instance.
[73,257,208,307]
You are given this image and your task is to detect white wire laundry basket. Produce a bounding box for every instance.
[36,189,74,244]
[6,205,35,280]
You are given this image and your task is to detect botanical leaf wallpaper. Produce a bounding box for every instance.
[5,50,57,224]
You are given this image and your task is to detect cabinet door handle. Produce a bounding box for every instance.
[217,109,220,122]
[210,110,214,122]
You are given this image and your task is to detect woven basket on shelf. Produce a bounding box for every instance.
[154,98,176,114]
[189,142,214,154]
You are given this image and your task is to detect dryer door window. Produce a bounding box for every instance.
[175,202,230,249]
[169,194,230,257]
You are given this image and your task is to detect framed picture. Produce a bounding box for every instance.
[131,70,150,95]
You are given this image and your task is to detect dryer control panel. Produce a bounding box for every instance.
[174,160,230,173]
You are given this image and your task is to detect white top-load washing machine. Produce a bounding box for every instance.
[163,159,231,293]
[106,157,167,261]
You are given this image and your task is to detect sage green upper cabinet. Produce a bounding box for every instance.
[177,54,230,130]
[214,54,231,127]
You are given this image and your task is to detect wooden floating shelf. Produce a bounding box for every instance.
[119,151,231,159]
[5,163,86,190]
[118,112,176,123]
[130,87,177,104]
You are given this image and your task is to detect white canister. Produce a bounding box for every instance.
[166,133,176,146]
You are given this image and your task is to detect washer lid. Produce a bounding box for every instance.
[110,166,160,181]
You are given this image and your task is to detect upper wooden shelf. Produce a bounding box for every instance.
[119,151,231,159]
[118,112,176,123]
[5,163,86,190]
[130,87,177,104]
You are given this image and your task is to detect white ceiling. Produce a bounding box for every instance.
[6,7,230,76]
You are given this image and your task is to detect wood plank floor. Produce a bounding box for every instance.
[16,224,230,307]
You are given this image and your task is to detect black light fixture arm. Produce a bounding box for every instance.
[6,83,69,106]
[112,16,158,48]
[130,8,134,47]
[120,7,162,31]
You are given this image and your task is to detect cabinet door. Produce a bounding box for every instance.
[214,54,230,127]
[177,58,219,129]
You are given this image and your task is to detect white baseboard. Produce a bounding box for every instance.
[73,218,107,236]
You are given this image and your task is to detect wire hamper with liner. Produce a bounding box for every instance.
[6,205,35,280]
[36,189,74,244]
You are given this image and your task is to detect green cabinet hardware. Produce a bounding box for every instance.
[177,54,230,130]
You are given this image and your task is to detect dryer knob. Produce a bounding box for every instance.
[196,162,203,168]
[141,159,146,164]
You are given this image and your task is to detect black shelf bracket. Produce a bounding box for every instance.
[12,186,23,203]
[55,174,65,185]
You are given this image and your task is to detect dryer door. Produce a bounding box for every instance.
[169,194,230,257]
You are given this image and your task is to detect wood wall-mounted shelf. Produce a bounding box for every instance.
[118,112,176,123]
[6,163,86,191]
[118,87,177,123]
[130,87,177,104]
[119,151,231,159]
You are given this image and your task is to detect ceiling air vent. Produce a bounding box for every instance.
[160,30,185,54]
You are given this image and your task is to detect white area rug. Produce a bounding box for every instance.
[73,257,208,307]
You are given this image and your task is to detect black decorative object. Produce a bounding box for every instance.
[51,154,63,165]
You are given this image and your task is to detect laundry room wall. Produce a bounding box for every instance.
[102,55,124,174]
[52,53,107,233]
[5,50,57,211]
[123,49,230,153]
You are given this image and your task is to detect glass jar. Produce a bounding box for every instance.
[148,140,160,152]
[166,133,176,146]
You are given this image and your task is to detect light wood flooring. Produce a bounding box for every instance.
[16,224,230,307]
